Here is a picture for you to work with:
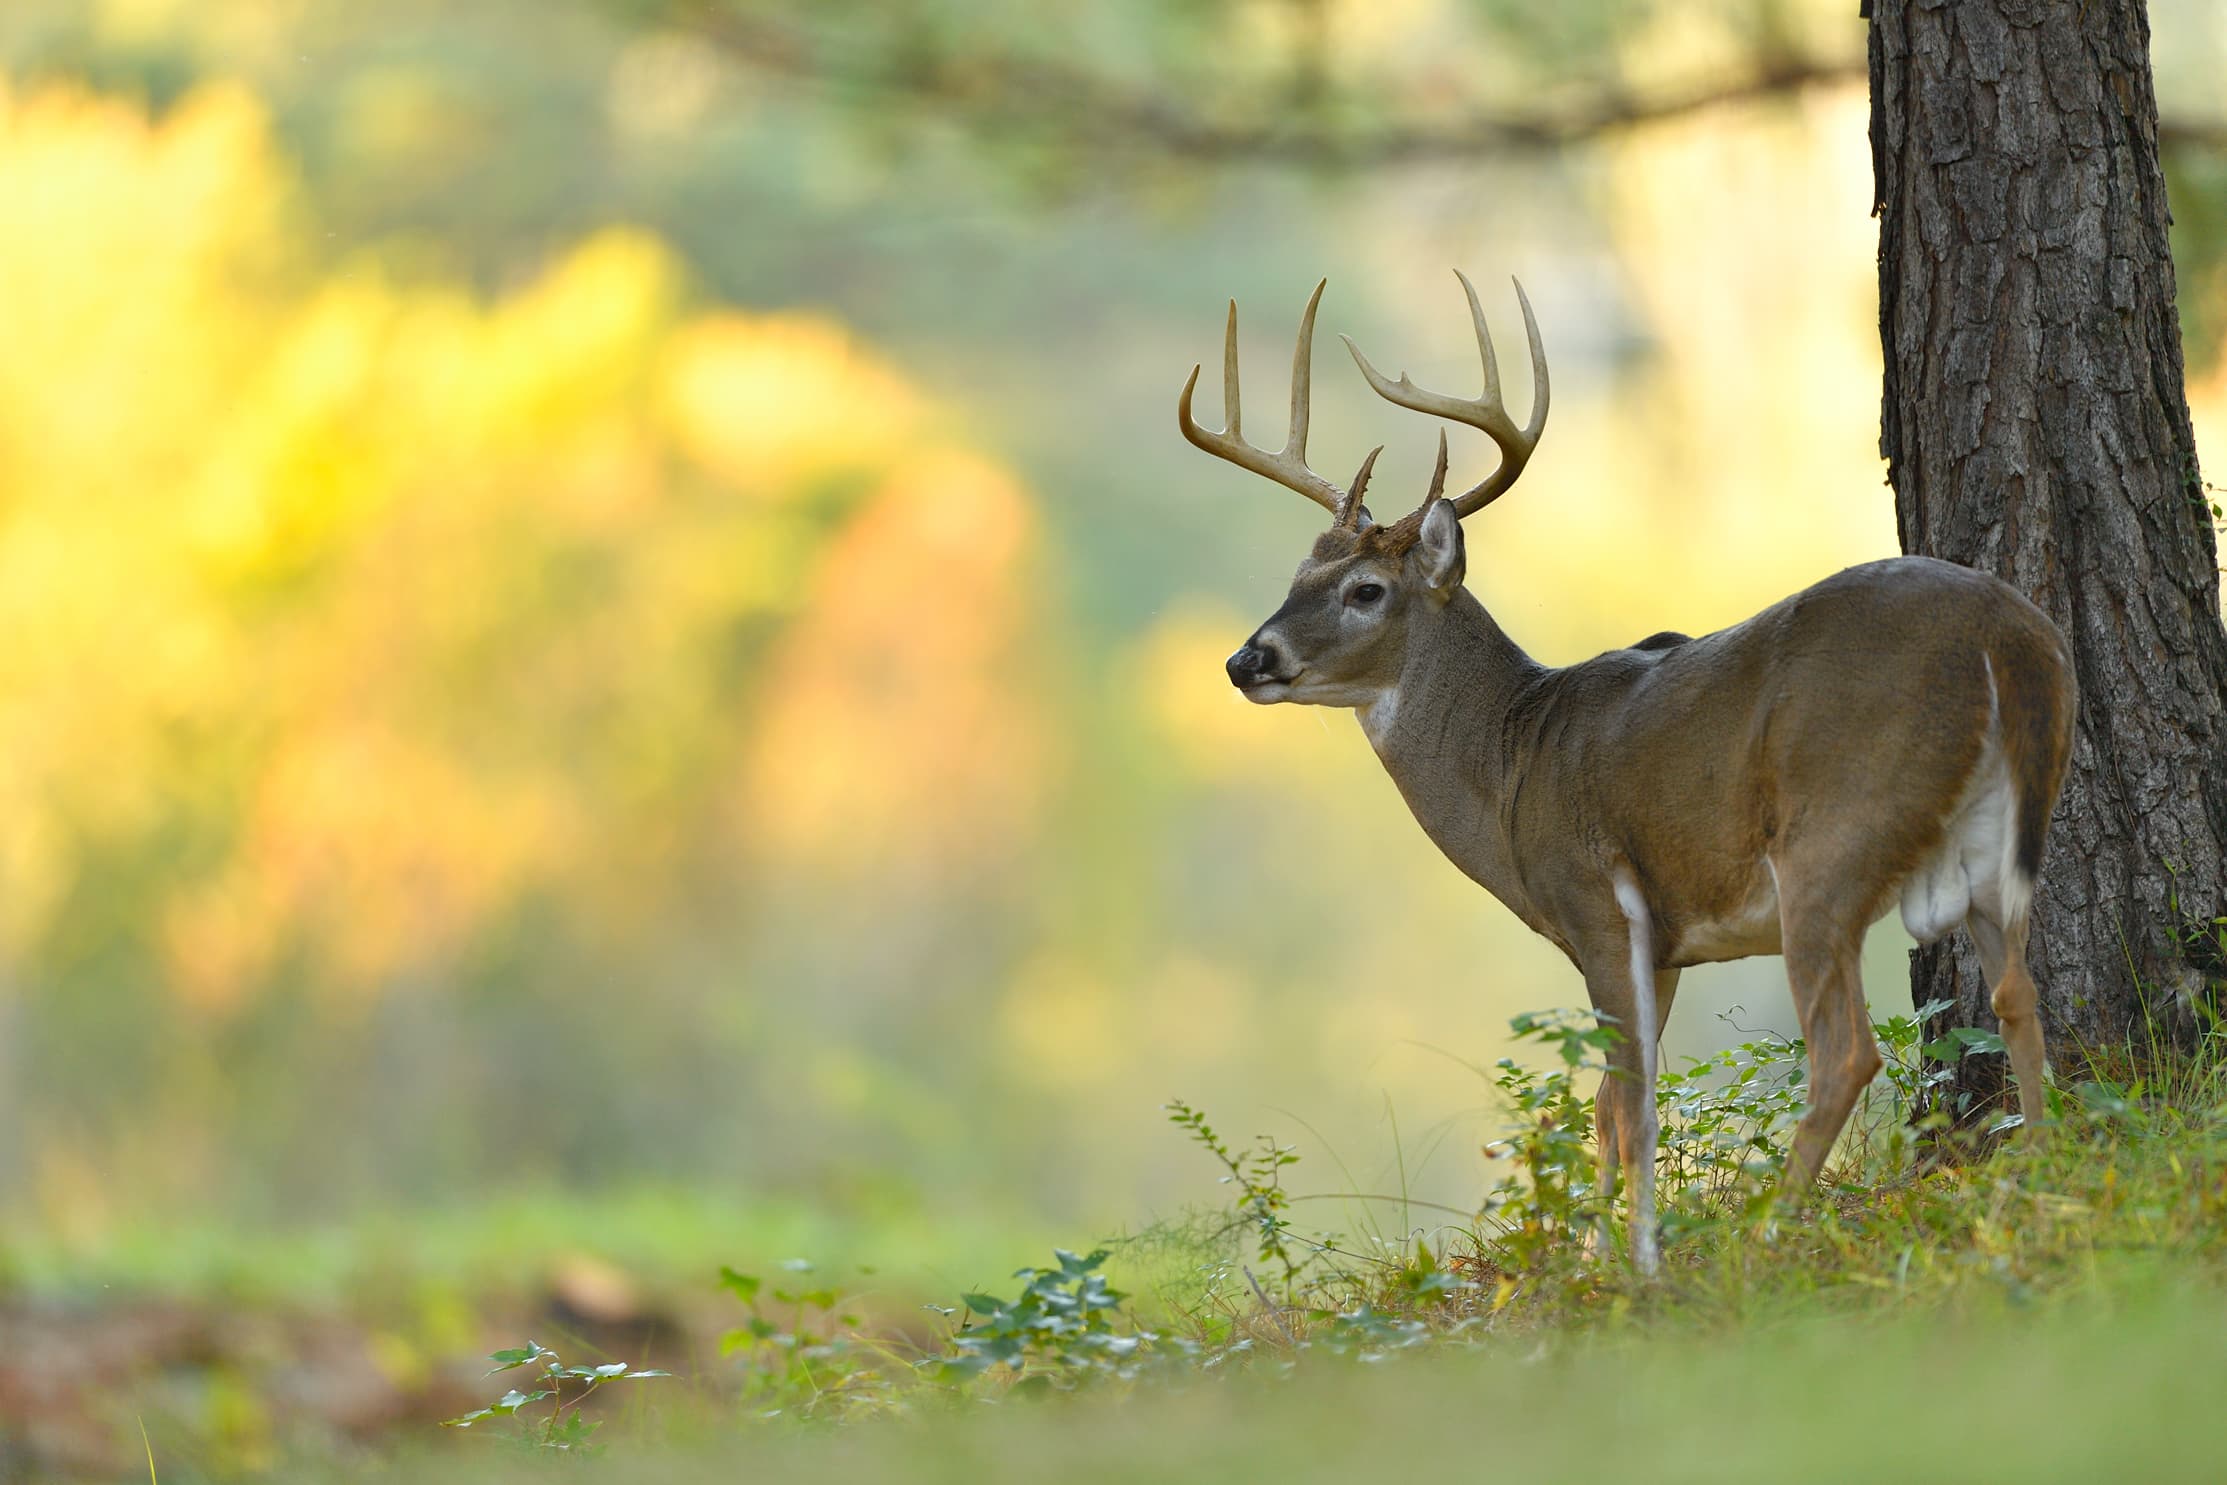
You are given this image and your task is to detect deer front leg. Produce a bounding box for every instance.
[1590,965,1678,1263]
[1591,1063,1622,1258]
[1587,872,1665,1274]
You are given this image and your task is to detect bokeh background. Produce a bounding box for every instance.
[1,0,2224,1303]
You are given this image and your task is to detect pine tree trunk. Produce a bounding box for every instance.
[1869,0,2227,1100]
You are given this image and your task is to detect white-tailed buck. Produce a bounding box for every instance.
[1181,275,2075,1273]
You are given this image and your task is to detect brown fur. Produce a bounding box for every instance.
[1235,529,2076,1269]
[1354,508,1429,560]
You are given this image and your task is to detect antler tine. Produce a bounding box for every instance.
[1457,269,1501,408]
[1287,278,1319,466]
[1335,444,1383,531]
[1222,299,1241,440]
[1511,277,1549,444]
[1424,429,1450,504]
[1338,271,1551,519]
[1177,279,1347,516]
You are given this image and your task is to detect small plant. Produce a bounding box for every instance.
[1648,1026,1807,1238]
[1477,1008,1617,1268]
[1165,1099,1310,1287]
[720,1261,896,1419]
[938,1248,1171,1390]
[442,1341,667,1455]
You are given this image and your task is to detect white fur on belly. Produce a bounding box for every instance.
[1675,858,1783,961]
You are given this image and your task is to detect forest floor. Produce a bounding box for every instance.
[12,1009,2227,1483]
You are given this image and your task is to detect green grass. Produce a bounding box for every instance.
[0,1181,1064,1308]
[337,1281,2227,1484]
[80,1012,2227,1482]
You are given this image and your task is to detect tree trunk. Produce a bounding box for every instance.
[1869,0,2227,1101]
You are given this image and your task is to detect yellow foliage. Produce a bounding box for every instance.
[0,83,1045,1007]
[663,312,925,497]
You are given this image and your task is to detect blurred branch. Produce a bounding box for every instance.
[2162,117,2227,153]
[670,9,2227,165]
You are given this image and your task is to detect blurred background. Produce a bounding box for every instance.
[0,0,2223,1315]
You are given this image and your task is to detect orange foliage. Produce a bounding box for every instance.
[746,451,1042,873]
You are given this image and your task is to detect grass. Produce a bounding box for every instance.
[0,1182,1064,1309]
[340,1287,2227,1483]
[75,1007,2227,1481]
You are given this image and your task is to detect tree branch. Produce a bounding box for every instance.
[671,9,2226,166]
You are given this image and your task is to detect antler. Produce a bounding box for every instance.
[1333,445,1383,531]
[1339,271,1549,519]
[1178,279,1365,517]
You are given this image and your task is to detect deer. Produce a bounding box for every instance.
[1179,274,2076,1274]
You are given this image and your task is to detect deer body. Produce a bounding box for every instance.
[1180,276,2074,1274]
[1370,557,2065,973]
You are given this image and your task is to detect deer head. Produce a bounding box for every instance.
[1178,274,1548,708]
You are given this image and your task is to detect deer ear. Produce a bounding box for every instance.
[1416,497,1466,595]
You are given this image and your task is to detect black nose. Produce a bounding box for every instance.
[1226,641,1280,688]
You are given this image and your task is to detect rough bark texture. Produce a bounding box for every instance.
[1870,0,2227,1095]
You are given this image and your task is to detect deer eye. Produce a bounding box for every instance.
[1348,582,1386,606]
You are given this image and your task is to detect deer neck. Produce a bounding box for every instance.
[1356,589,1544,903]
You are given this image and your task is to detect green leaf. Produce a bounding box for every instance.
[961,1292,1004,1316]
[1950,1026,2007,1057]
[719,1267,762,1304]
[485,1344,550,1375]
[547,1411,602,1452]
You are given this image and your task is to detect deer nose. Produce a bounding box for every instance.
[1226,641,1281,688]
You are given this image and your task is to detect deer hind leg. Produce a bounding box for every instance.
[1776,881,1883,1191]
[1967,904,2048,1130]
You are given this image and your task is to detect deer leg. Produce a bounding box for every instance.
[1590,1064,1622,1257]
[1968,909,2048,1130]
[1587,965,1675,1256]
[1598,965,1680,1260]
[1777,905,1882,1192]
[1582,961,1637,1263]
[1615,1018,1662,1277]
[1587,883,1663,1273]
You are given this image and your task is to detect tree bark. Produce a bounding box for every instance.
[1870,0,2227,1100]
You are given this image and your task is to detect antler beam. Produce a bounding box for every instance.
[1340,272,1549,518]
[1178,280,1353,516]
